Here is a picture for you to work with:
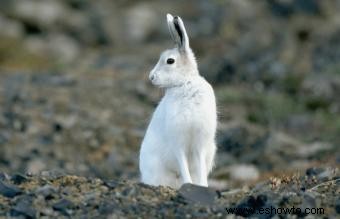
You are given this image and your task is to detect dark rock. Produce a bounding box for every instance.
[218,127,246,155]
[36,185,57,200]
[217,60,236,82]
[0,180,22,198]
[178,183,217,205]
[53,199,76,215]
[39,134,54,145]
[103,180,118,189]
[67,0,88,10]
[235,194,274,218]
[279,195,289,205]
[306,167,324,177]
[98,201,115,214]
[313,30,340,74]
[22,21,43,35]
[137,182,155,190]
[268,0,294,17]
[30,73,76,87]
[0,156,10,166]
[0,133,8,145]
[121,187,134,196]
[0,172,10,181]
[202,57,236,85]
[294,0,320,14]
[217,124,269,161]
[256,194,268,206]
[53,122,63,133]
[335,197,340,214]
[2,111,27,132]
[11,173,28,184]
[301,74,339,110]
[234,196,257,217]
[296,29,310,43]
[268,0,320,17]
[335,176,340,183]
[10,196,36,219]
[301,194,316,209]
[88,15,111,46]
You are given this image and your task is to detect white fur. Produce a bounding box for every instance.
[139,14,217,189]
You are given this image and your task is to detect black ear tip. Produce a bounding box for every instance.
[173,17,179,26]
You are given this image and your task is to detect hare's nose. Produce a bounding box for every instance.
[149,74,155,81]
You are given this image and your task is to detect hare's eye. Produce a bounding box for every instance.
[166,58,175,64]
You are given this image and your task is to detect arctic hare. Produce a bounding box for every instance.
[139,14,217,189]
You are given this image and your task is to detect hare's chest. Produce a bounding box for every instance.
[163,90,208,128]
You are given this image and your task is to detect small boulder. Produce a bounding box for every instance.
[178,183,218,205]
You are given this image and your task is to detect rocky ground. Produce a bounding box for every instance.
[0,0,340,218]
[0,168,339,218]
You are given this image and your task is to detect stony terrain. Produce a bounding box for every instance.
[0,0,339,218]
[0,168,339,218]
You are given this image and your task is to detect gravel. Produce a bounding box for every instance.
[0,169,338,218]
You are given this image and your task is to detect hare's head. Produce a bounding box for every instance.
[149,14,198,88]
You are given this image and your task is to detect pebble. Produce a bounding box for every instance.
[27,159,46,175]
[11,173,28,184]
[0,180,22,198]
[306,167,324,177]
[300,194,316,211]
[36,185,57,200]
[52,198,76,215]
[235,194,273,218]
[104,180,118,189]
[98,201,115,215]
[30,73,76,87]
[335,197,340,214]
[0,172,10,181]
[10,196,36,219]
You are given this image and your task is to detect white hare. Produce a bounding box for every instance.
[139,14,217,189]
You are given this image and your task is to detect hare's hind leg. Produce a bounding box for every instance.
[176,149,193,184]
[205,141,216,176]
[191,149,208,187]
[191,141,216,187]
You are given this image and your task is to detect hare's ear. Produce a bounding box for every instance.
[167,14,190,53]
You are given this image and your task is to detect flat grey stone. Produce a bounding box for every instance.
[0,180,22,198]
[179,183,217,205]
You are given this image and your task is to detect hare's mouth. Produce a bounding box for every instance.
[150,79,161,87]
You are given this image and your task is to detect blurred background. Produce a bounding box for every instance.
[0,0,339,189]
